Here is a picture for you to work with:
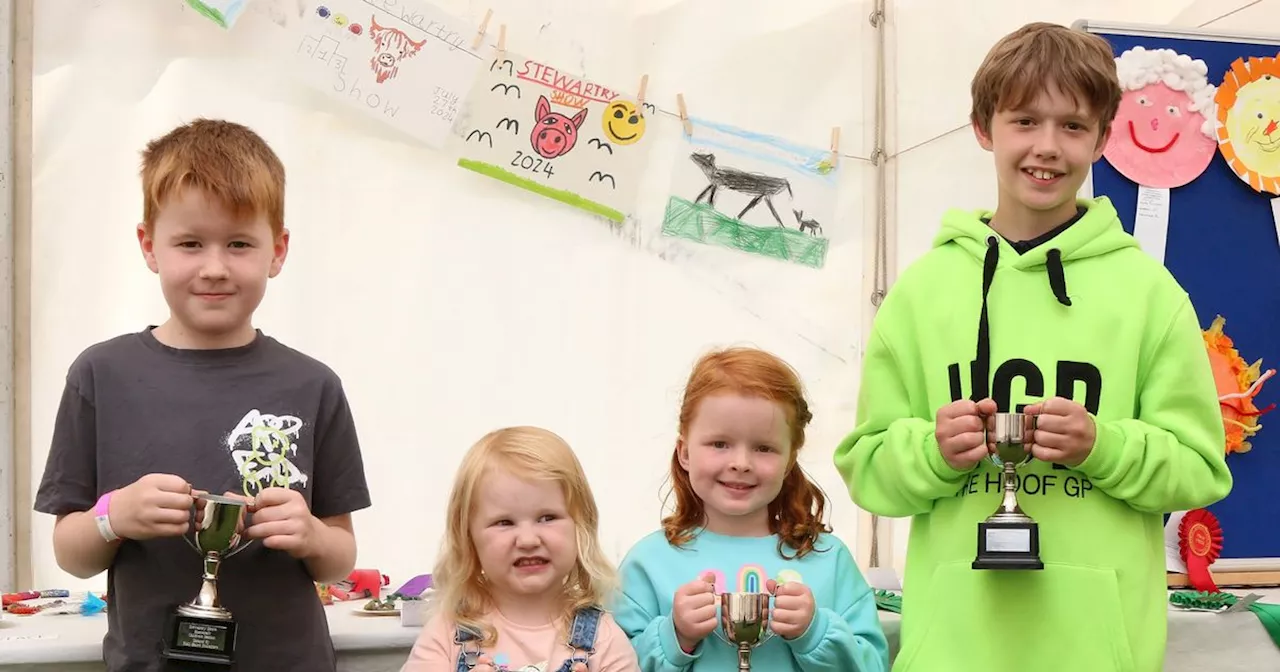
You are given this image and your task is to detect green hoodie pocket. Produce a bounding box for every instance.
[895,561,1136,672]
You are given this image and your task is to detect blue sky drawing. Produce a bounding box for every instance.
[685,116,837,183]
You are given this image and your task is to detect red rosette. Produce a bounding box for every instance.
[1179,509,1224,593]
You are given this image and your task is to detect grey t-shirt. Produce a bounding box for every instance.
[34,328,372,672]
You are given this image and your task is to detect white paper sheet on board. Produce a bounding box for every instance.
[1133,185,1170,262]
[1165,510,1188,573]
[284,0,482,148]
[1271,197,1280,249]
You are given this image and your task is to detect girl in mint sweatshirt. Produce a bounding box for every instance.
[616,347,889,672]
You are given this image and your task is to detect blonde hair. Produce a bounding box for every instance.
[431,426,616,646]
[140,118,285,236]
[970,22,1123,137]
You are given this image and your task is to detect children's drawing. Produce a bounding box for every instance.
[1203,315,1276,455]
[1215,55,1280,194]
[454,54,653,223]
[287,1,480,149]
[185,0,248,28]
[662,118,835,269]
[1105,47,1218,188]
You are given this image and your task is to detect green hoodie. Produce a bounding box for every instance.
[834,197,1232,672]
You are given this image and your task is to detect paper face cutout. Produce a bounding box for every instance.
[1104,47,1218,188]
[1215,55,1280,194]
[1203,315,1275,455]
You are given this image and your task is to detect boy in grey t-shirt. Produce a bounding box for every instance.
[33,119,371,672]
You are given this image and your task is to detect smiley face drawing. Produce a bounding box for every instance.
[601,100,646,146]
[1216,55,1280,194]
[1103,47,1218,189]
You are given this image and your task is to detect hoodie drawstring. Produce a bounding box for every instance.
[1046,248,1072,306]
[971,236,1072,402]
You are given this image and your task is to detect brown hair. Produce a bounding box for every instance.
[140,118,286,236]
[663,347,831,559]
[970,22,1122,136]
[431,426,616,647]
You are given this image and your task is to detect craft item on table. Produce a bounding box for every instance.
[3,590,70,606]
[1178,508,1225,593]
[873,590,902,614]
[392,573,433,598]
[1107,46,1219,188]
[6,599,71,615]
[455,55,654,223]
[1203,315,1276,455]
[328,569,389,601]
[1170,591,1280,647]
[286,0,481,149]
[315,582,333,605]
[1215,55,1280,195]
[661,116,836,269]
[81,593,107,616]
[185,0,248,28]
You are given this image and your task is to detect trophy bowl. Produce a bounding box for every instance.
[717,592,773,672]
[985,411,1037,468]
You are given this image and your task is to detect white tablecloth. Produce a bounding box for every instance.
[1,591,1277,671]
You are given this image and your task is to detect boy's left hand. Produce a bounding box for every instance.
[766,579,815,640]
[244,488,320,559]
[1024,397,1096,467]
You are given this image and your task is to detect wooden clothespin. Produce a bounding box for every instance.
[636,75,649,113]
[829,127,841,168]
[497,24,507,60]
[676,93,692,136]
[471,8,493,51]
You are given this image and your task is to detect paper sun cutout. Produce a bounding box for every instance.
[1215,55,1280,194]
[1104,47,1219,188]
[1203,315,1275,454]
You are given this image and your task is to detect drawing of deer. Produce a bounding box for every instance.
[690,153,792,227]
[793,209,823,237]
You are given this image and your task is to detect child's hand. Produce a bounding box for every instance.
[672,572,718,653]
[244,487,320,559]
[766,579,815,640]
[110,474,196,540]
[470,654,498,672]
[1024,397,1096,467]
[935,398,998,471]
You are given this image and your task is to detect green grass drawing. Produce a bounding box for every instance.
[458,159,625,223]
[662,196,828,268]
[185,0,236,27]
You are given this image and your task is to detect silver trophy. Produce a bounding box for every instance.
[973,412,1044,570]
[162,493,255,666]
[716,592,773,671]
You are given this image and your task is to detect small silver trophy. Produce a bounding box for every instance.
[972,412,1044,570]
[716,592,773,671]
[162,493,255,666]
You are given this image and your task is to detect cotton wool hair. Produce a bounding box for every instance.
[1114,46,1219,137]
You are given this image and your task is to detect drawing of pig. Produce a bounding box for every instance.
[531,95,588,159]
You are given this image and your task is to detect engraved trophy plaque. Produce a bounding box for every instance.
[162,493,253,667]
[972,412,1044,570]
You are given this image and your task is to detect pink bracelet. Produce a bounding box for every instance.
[93,491,120,542]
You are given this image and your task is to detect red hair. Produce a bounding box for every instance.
[662,347,831,559]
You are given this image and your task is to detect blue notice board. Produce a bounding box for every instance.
[1081,21,1280,561]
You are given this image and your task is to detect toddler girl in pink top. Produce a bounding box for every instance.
[400,426,640,672]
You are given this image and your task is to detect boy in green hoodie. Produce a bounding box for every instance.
[833,22,1232,672]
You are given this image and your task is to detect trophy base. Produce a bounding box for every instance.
[161,611,237,669]
[972,520,1044,570]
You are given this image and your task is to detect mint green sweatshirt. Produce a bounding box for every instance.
[616,530,889,672]
[833,197,1232,672]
